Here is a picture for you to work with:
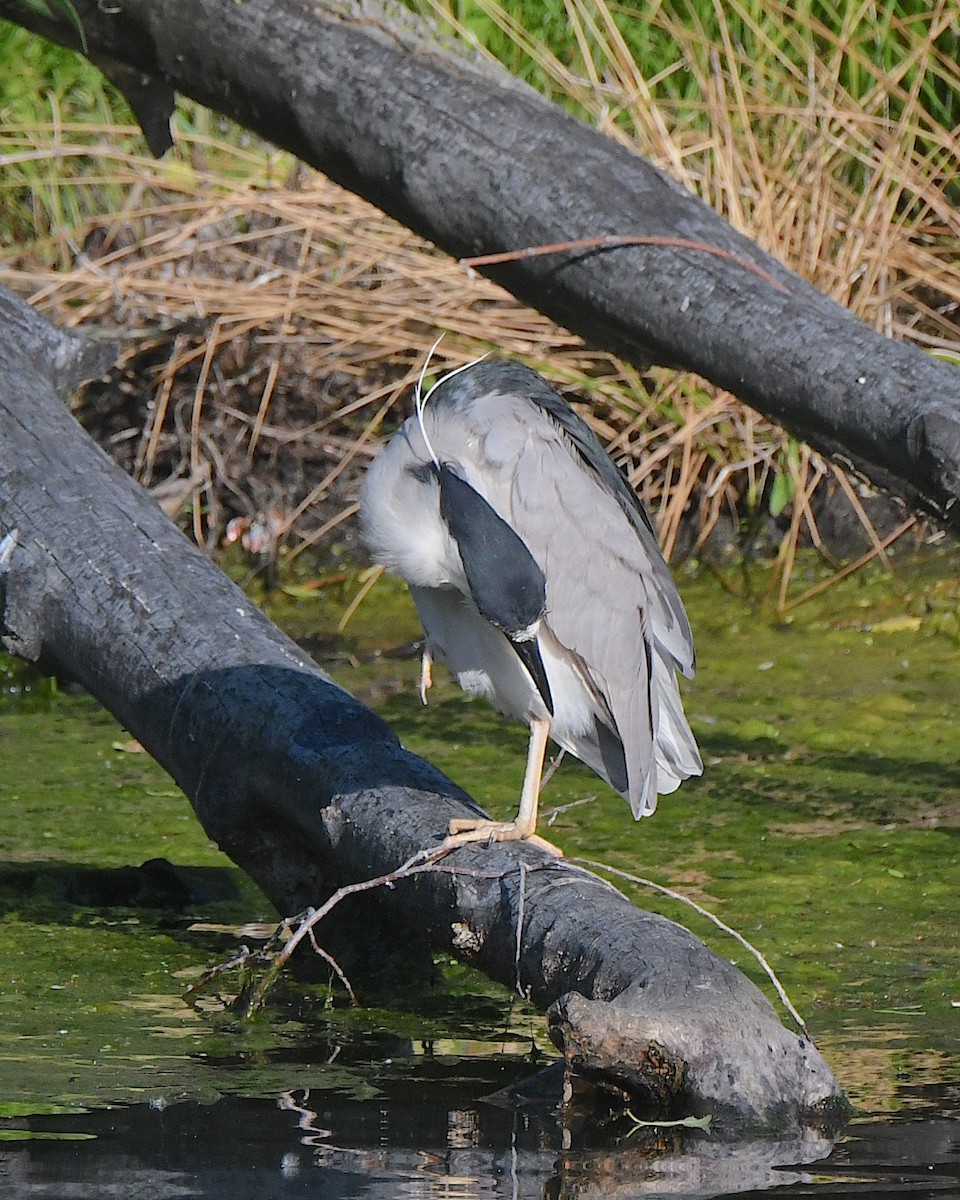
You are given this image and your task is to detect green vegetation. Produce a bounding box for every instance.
[0,23,115,125]
[429,1,959,133]
[0,21,127,245]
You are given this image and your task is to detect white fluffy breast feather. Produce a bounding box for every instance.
[359,422,467,591]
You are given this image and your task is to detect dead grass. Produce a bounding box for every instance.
[2,0,958,607]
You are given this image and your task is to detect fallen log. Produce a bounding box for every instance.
[0,288,846,1126]
[1,0,958,531]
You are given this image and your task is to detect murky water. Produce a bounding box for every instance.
[4,1080,959,1197]
[1,555,958,1196]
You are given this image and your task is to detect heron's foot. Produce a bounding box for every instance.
[443,818,562,857]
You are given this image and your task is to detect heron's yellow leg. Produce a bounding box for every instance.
[419,648,433,705]
[446,717,561,856]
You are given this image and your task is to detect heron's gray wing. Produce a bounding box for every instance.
[428,360,700,812]
[492,408,667,815]
[523,374,695,679]
[438,360,695,679]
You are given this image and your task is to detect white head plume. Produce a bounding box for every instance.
[414,334,490,467]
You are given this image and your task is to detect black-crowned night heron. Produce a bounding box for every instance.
[360,358,701,850]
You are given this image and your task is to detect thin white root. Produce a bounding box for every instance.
[570,857,810,1038]
[542,794,596,827]
[0,528,18,569]
[540,747,566,791]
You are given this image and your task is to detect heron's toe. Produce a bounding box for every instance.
[443,818,563,857]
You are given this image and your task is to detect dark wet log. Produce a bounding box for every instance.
[0,289,845,1126]
[2,0,959,532]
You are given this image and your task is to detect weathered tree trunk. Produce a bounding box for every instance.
[1,0,958,531]
[0,288,845,1127]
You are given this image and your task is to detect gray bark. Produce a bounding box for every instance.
[1,0,958,531]
[0,287,846,1127]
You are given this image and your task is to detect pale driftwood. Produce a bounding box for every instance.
[1,0,959,532]
[0,288,845,1125]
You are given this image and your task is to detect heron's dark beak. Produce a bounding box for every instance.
[510,635,554,716]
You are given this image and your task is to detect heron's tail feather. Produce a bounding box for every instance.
[652,667,703,796]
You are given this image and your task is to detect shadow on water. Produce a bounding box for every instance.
[0,858,241,915]
[697,731,960,793]
[2,1079,958,1199]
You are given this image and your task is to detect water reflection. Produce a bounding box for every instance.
[2,1078,957,1199]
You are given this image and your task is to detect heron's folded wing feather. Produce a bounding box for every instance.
[520,379,696,679]
[509,424,662,813]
